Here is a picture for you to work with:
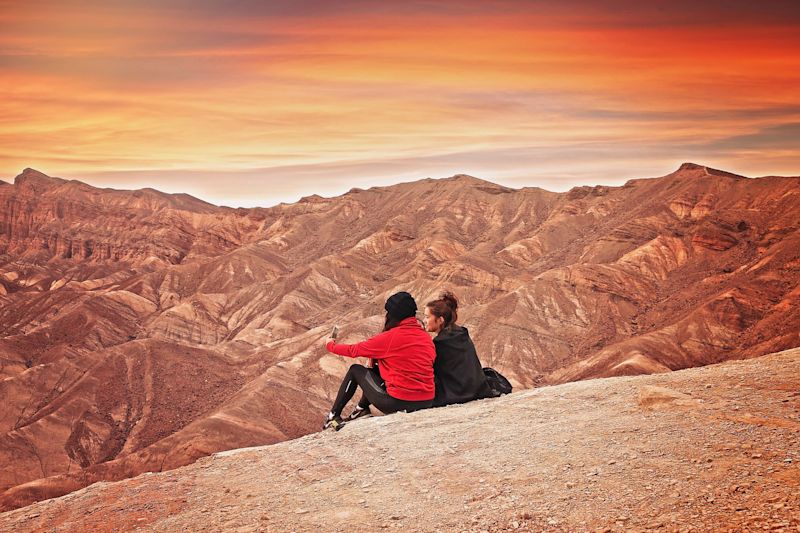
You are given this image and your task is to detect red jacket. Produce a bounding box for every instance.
[326,317,435,401]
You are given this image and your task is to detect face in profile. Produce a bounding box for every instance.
[424,306,444,333]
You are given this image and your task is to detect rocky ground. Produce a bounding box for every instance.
[2,348,798,532]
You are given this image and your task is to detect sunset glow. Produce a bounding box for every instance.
[1,1,799,206]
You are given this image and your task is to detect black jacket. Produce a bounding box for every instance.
[432,325,492,407]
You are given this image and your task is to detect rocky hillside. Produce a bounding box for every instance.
[1,348,798,532]
[0,164,798,510]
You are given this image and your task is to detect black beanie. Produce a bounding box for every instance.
[384,291,417,320]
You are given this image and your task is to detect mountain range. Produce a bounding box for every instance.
[0,163,798,510]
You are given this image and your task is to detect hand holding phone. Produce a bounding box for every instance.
[330,325,339,339]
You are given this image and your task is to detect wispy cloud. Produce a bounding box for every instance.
[1,0,798,202]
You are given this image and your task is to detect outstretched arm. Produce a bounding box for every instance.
[325,329,395,359]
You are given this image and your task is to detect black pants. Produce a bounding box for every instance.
[330,364,433,417]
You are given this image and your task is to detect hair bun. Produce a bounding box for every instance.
[439,291,458,311]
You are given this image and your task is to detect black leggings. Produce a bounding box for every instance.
[330,364,433,417]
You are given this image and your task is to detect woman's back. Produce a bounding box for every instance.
[432,325,491,407]
[327,316,435,401]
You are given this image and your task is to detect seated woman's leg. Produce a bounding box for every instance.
[355,365,383,411]
[328,364,433,425]
[329,364,371,417]
[357,370,433,414]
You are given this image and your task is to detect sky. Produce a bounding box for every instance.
[1,0,799,207]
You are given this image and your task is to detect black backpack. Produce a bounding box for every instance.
[482,367,512,397]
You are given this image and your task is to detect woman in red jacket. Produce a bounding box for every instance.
[323,291,436,430]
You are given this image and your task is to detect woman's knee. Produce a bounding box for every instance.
[346,363,369,379]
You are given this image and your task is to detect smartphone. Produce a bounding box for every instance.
[330,325,339,339]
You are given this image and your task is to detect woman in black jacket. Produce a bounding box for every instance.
[424,291,492,407]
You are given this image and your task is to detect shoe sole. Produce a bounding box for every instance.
[323,419,346,431]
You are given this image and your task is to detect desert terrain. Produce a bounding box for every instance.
[0,347,797,532]
[1,163,798,510]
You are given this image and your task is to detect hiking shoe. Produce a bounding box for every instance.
[344,406,372,422]
[322,414,345,431]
